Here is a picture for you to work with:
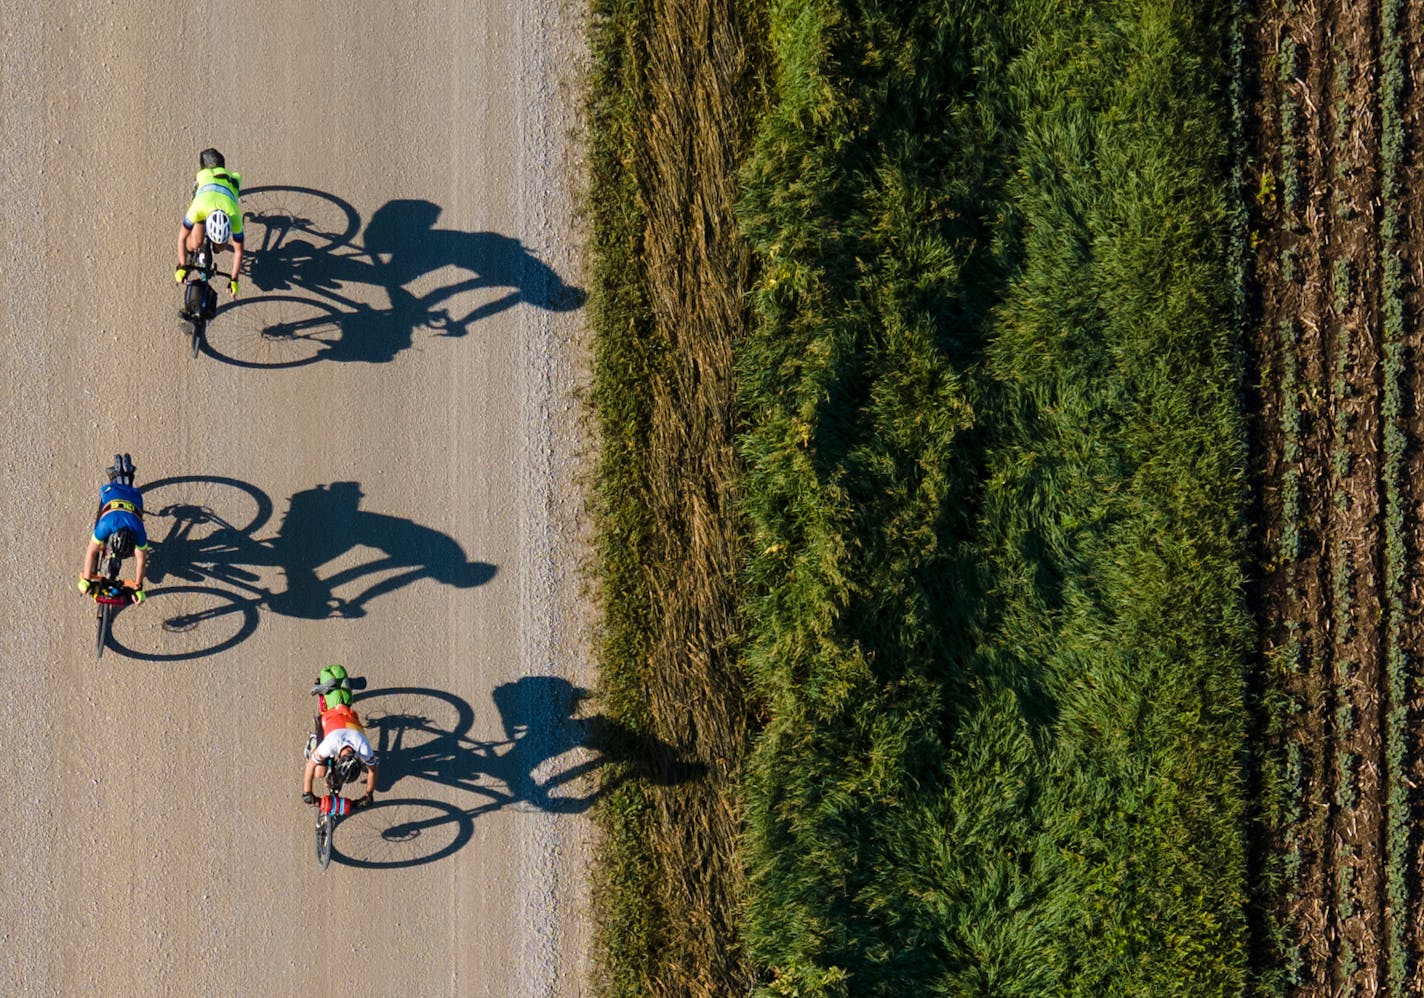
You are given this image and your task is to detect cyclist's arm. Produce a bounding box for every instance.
[229,234,243,281]
[81,539,102,578]
[303,756,322,796]
[178,219,194,267]
[131,547,148,589]
[364,763,378,796]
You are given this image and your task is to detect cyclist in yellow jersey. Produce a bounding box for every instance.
[175,148,243,297]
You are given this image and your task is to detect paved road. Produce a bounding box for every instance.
[0,5,591,995]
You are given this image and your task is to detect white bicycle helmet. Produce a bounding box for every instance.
[205,209,232,244]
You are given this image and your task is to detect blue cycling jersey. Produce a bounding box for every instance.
[93,482,148,548]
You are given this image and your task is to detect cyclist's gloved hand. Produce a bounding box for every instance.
[77,577,93,595]
[302,792,317,806]
[357,792,374,809]
[227,278,240,297]
[175,266,189,284]
[131,588,146,604]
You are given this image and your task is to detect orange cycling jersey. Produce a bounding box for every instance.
[319,704,366,739]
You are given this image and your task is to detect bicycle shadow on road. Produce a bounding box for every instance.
[336,679,704,869]
[205,186,584,367]
[105,475,497,662]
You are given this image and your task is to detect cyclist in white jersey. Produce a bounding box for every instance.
[302,689,378,808]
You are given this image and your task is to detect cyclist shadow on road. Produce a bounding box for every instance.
[343,678,705,869]
[266,481,496,620]
[113,475,497,662]
[212,187,585,367]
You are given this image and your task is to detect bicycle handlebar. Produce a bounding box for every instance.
[85,572,137,592]
[183,267,234,281]
[92,585,137,606]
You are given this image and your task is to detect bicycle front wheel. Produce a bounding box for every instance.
[96,602,112,659]
[315,810,333,869]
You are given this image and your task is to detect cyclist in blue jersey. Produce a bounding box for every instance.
[79,453,150,602]
[175,148,243,297]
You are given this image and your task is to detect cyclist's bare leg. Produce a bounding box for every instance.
[178,222,195,267]
[182,221,207,257]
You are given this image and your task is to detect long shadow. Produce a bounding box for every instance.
[335,679,703,869]
[205,186,585,367]
[106,475,497,661]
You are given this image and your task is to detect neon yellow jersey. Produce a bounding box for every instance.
[183,167,244,239]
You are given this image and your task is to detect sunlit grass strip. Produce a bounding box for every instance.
[585,2,674,988]
[584,0,767,992]
[979,3,1252,987]
[1378,0,1409,988]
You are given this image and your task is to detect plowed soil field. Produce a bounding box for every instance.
[1246,0,1424,992]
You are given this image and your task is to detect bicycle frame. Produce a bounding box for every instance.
[182,237,233,359]
[92,544,132,658]
[309,716,362,870]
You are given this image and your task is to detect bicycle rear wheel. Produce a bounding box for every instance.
[95,602,112,659]
[183,282,207,359]
[315,810,333,869]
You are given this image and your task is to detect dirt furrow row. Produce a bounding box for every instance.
[1245,0,1396,991]
[1391,4,1424,992]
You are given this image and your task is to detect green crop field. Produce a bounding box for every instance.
[578,0,1403,993]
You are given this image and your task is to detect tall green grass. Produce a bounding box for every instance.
[587,0,1254,991]
[736,1,1251,993]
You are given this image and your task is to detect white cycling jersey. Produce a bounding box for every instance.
[313,728,376,766]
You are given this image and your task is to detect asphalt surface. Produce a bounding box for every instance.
[1,4,592,995]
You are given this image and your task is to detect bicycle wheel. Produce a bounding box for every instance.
[104,584,259,662]
[315,810,333,869]
[189,317,204,359]
[95,602,112,659]
[332,798,473,869]
[207,294,343,369]
[241,186,360,257]
[142,474,273,545]
[357,687,475,758]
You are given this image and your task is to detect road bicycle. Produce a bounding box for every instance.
[179,237,233,359]
[305,723,361,869]
[304,673,371,869]
[90,540,136,659]
[88,454,144,658]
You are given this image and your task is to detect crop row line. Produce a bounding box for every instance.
[1376,0,1408,990]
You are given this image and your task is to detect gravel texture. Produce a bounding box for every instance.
[0,4,593,995]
